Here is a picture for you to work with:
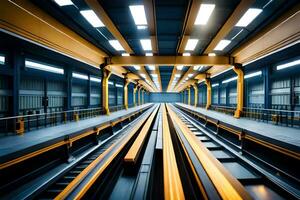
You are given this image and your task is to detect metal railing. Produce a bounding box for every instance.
[109,105,125,112]
[0,107,104,135]
[210,105,236,116]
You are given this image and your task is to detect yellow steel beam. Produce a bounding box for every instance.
[102,68,112,115]
[204,0,254,54]
[162,104,185,200]
[140,66,158,91]
[85,0,133,54]
[193,84,198,106]
[233,3,300,64]
[177,79,197,93]
[166,67,177,92]
[177,0,202,53]
[233,65,244,118]
[205,78,211,109]
[174,67,194,91]
[154,66,162,92]
[110,56,231,66]
[0,0,106,67]
[144,0,158,53]
[124,78,130,110]
[105,65,128,78]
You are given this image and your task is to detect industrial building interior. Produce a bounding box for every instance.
[0,0,299,199]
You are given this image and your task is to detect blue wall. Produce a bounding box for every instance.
[149,92,180,103]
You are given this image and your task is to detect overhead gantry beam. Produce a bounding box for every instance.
[110,56,232,66]
[85,0,134,54]
[0,0,106,68]
[144,0,158,53]
[154,66,162,92]
[232,2,300,64]
[166,67,177,92]
[140,66,158,92]
[204,0,254,54]
[177,0,202,54]
[174,67,194,91]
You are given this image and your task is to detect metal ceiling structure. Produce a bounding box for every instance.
[28,0,299,92]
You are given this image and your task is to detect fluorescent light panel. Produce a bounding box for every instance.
[108,81,114,85]
[133,65,141,70]
[140,39,152,51]
[212,83,219,87]
[222,76,237,84]
[122,53,130,56]
[147,65,155,70]
[54,0,73,6]
[277,59,300,70]
[208,53,216,56]
[140,74,146,78]
[137,25,147,30]
[214,40,231,51]
[90,77,101,83]
[151,74,158,78]
[245,71,262,79]
[0,55,5,64]
[185,39,198,51]
[175,74,181,78]
[188,73,194,77]
[129,5,147,25]
[145,52,153,56]
[236,8,262,27]
[80,10,104,27]
[182,52,191,56]
[72,72,88,80]
[115,84,123,88]
[177,65,184,70]
[109,40,124,51]
[195,4,215,25]
[25,60,64,74]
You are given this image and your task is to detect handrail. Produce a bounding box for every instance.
[162,104,185,200]
[167,104,252,200]
[124,106,159,163]
[54,106,156,200]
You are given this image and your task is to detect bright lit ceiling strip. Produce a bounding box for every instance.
[90,77,101,83]
[236,8,262,27]
[194,4,215,25]
[54,0,73,6]
[214,40,231,51]
[129,5,147,25]
[0,55,5,64]
[109,40,124,51]
[72,72,88,80]
[25,60,64,74]
[277,59,300,70]
[185,39,199,51]
[140,39,152,51]
[80,10,104,27]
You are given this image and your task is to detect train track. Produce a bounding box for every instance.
[169,104,300,199]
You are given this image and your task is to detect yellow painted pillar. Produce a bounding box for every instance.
[133,84,138,106]
[124,78,129,110]
[193,84,198,107]
[187,87,191,105]
[205,78,211,110]
[102,68,112,115]
[233,65,244,118]
[138,86,142,106]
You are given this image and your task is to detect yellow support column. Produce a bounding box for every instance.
[138,86,142,106]
[124,78,129,110]
[205,78,211,110]
[233,64,244,118]
[133,84,138,106]
[187,86,191,105]
[102,68,112,115]
[193,84,198,107]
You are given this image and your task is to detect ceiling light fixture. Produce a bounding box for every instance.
[109,40,124,51]
[90,77,101,83]
[177,65,184,70]
[148,65,155,70]
[140,39,152,51]
[0,55,5,64]
[182,52,191,56]
[276,59,300,70]
[137,25,148,30]
[212,83,219,87]
[133,65,141,70]
[54,0,73,6]
[208,53,216,56]
[175,74,181,78]
[80,10,104,27]
[236,8,262,27]
[25,60,64,74]
[72,72,88,80]
[121,53,130,56]
[185,39,199,51]
[145,52,153,56]
[194,4,215,25]
[245,71,262,79]
[129,5,147,25]
[188,73,194,77]
[214,40,231,51]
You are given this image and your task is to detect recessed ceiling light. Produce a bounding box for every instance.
[212,83,219,87]
[214,40,231,51]
[177,65,184,70]
[90,77,101,83]
[108,81,114,85]
[129,5,147,25]
[222,76,237,84]
[188,73,194,77]
[0,55,5,64]
[244,71,262,79]
[194,4,215,25]
[133,65,141,70]
[140,74,146,78]
[185,39,199,51]
[276,59,300,70]
[182,52,191,56]
[151,74,158,78]
[175,74,181,78]
[122,53,130,56]
[54,0,73,6]
[80,10,104,28]
[148,65,155,70]
[236,8,262,27]
[137,25,148,30]
[115,84,123,88]
[145,52,153,56]
[208,53,216,56]
[140,39,152,51]
[109,40,124,51]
